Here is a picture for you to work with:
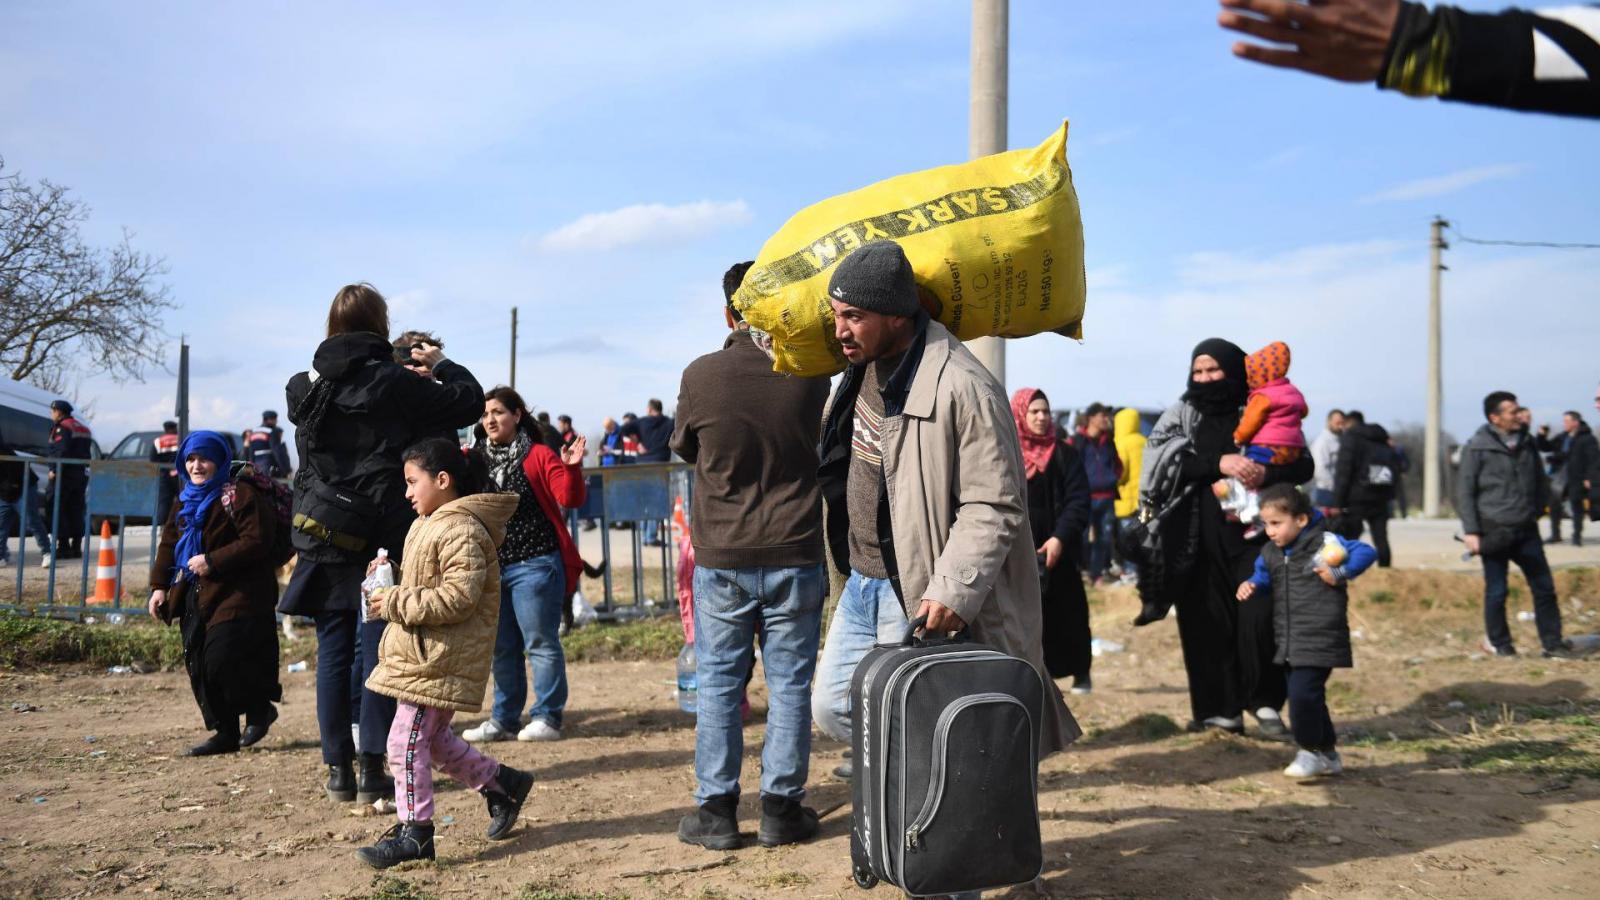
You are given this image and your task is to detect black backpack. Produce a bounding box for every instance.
[1357,440,1399,498]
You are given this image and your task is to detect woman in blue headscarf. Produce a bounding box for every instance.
[148,430,282,756]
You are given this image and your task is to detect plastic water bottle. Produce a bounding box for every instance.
[676,643,698,714]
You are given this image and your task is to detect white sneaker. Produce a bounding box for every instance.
[38,553,53,569]
[517,720,562,742]
[1283,749,1338,778]
[463,719,514,742]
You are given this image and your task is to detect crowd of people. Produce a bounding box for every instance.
[66,251,1577,880]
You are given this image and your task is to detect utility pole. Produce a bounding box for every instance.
[967,0,1008,385]
[176,336,190,439]
[1423,216,1448,518]
[509,306,519,390]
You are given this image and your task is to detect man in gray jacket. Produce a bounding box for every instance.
[1458,390,1574,659]
[810,241,1079,770]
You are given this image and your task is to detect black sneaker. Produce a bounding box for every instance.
[678,794,741,850]
[1543,640,1578,660]
[240,705,278,748]
[355,822,435,869]
[326,761,357,802]
[357,753,394,804]
[483,764,534,840]
[757,795,819,847]
[184,732,240,757]
[1574,536,1585,548]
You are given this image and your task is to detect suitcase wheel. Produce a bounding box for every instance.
[852,867,879,890]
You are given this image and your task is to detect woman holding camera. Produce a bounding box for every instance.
[281,284,485,803]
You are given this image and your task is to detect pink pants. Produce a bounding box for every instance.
[389,701,502,824]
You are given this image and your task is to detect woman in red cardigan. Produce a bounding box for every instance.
[462,386,587,743]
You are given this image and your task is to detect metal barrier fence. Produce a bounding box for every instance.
[1,454,692,623]
[571,462,692,618]
[1,454,162,619]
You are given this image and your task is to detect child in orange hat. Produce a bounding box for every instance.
[1215,341,1309,534]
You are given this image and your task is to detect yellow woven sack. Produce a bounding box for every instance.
[732,120,1085,376]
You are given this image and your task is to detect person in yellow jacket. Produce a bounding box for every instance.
[1113,407,1147,582]
[357,438,533,869]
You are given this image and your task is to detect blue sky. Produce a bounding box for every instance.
[4,0,1598,456]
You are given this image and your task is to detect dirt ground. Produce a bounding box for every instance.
[3,569,1599,900]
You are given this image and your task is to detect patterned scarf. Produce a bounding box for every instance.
[1010,387,1058,480]
[482,430,531,491]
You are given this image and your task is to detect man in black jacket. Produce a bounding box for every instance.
[1458,391,1574,659]
[1556,411,1599,546]
[1332,412,1398,567]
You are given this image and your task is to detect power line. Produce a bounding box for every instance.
[1447,223,1600,250]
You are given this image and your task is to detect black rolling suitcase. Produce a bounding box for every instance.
[849,616,1045,896]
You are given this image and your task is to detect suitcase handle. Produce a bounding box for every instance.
[902,614,970,647]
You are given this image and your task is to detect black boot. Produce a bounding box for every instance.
[678,793,741,850]
[326,760,356,802]
[357,752,393,804]
[185,731,240,757]
[355,822,435,869]
[482,764,535,840]
[758,794,820,847]
[240,704,278,748]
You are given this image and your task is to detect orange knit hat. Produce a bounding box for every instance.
[1244,341,1291,389]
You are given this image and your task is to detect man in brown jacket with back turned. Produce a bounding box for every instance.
[811,240,1079,769]
[670,262,832,852]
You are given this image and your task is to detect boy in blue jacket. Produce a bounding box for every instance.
[1237,484,1376,778]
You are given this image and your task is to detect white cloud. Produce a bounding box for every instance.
[1359,164,1528,204]
[535,200,752,253]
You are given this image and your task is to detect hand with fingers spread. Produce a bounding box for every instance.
[561,434,587,467]
[1218,0,1401,83]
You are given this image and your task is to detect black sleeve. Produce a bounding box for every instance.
[402,359,485,433]
[1332,435,1360,508]
[1264,452,1316,491]
[1178,451,1222,484]
[1052,447,1092,546]
[1380,2,1600,118]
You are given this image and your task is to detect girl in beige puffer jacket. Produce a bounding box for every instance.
[355,438,533,870]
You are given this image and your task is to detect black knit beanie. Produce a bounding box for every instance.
[827,241,920,318]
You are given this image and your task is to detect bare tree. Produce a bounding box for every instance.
[0,156,173,386]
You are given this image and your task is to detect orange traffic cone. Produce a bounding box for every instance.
[91,520,118,605]
[670,495,690,544]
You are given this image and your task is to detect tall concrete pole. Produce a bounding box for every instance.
[1423,217,1447,518]
[968,0,1008,384]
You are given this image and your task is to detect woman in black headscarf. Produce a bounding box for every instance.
[1140,339,1313,735]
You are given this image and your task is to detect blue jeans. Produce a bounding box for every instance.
[1481,524,1563,651]
[0,493,53,561]
[1087,497,1116,579]
[691,564,825,803]
[812,571,908,743]
[641,518,661,545]
[491,552,568,730]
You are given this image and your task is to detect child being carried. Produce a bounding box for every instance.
[1215,341,1308,534]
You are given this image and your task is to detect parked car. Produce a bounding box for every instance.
[98,429,244,527]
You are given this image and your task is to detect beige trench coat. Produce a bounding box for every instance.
[826,320,1081,755]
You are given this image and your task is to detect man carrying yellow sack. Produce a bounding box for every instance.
[810,240,1079,767]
